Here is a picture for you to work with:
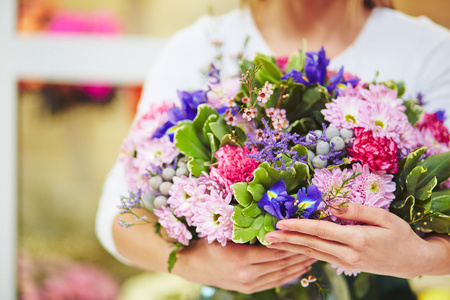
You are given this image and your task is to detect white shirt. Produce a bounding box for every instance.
[96,7,450,262]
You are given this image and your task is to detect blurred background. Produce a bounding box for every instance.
[5,0,450,299]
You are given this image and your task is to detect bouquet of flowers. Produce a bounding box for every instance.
[117,45,450,293]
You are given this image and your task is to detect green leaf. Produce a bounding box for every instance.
[231,182,252,207]
[219,134,242,148]
[193,104,219,135]
[283,162,310,193]
[250,214,265,231]
[232,226,258,244]
[248,183,267,202]
[391,195,416,221]
[174,124,210,161]
[257,226,270,246]
[403,100,424,126]
[430,190,450,215]
[415,213,450,234]
[231,205,254,228]
[263,213,277,232]
[187,157,210,177]
[292,144,309,158]
[415,177,437,201]
[381,80,406,97]
[206,132,219,162]
[209,122,232,142]
[242,202,262,218]
[251,167,271,190]
[202,114,219,144]
[254,53,283,84]
[405,165,427,195]
[397,147,427,191]
[286,39,306,72]
[417,151,450,188]
[167,242,183,273]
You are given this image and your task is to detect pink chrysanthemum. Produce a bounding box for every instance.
[137,135,179,173]
[321,96,367,129]
[210,145,260,189]
[191,190,234,246]
[153,206,192,246]
[198,172,231,198]
[351,163,396,212]
[360,84,404,110]
[358,102,408,144]
[416,128,450,156]
[312,167,354,221]
[336,83,364,98]
[167,175,206,225]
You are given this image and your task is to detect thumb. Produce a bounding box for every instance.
[331,203,391,227]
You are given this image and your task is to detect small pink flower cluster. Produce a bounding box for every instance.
[266,107,289,130]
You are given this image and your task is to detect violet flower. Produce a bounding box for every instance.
[257,180,297,220]
[296,185,322,219]
[153,89,207,139]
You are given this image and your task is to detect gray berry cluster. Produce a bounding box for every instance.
[141,157,189,210]
[307,125,354,169]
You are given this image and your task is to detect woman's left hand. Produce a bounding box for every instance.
[264,203,450,278]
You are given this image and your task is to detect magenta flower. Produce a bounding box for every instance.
[347,127,399,174]
[415,112,450,155]
[210,145,260,189]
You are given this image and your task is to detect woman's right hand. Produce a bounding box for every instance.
[173,238,316,294]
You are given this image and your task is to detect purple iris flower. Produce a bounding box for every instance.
[280,47,329,86]
[257,180,297,220]
[153,89,207,139]
[280,69,309,85]
[296,185,322,219]
[304,46,330,85]
[327,67,360,95]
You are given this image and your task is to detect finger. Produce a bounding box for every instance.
[330,203,393,228]
[246,262,312,294]
[251,254,316,277]
[233,243,300,264]
[271,218,354,244]
[266,242,343,267]
[265,230,348,260]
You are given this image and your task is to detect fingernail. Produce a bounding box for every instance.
[276,223,287,230]
[266,243,278,248]
[265,236,277,243]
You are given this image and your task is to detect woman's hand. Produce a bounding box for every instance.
[173,238,316,294]
[114,210,316,294]
[264,203,450,278]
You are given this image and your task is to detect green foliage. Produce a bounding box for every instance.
[286,40,306,73]
[403,100,424,126]
[175,104,247,177]
[392,148,450,233]
[381,79,406,97]
[254,53,283,84]
[168,242,183,273]
[231,161,309,244]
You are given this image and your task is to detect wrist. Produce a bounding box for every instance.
[421,234,450,276]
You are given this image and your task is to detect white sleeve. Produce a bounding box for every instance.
[95,15,217,262]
